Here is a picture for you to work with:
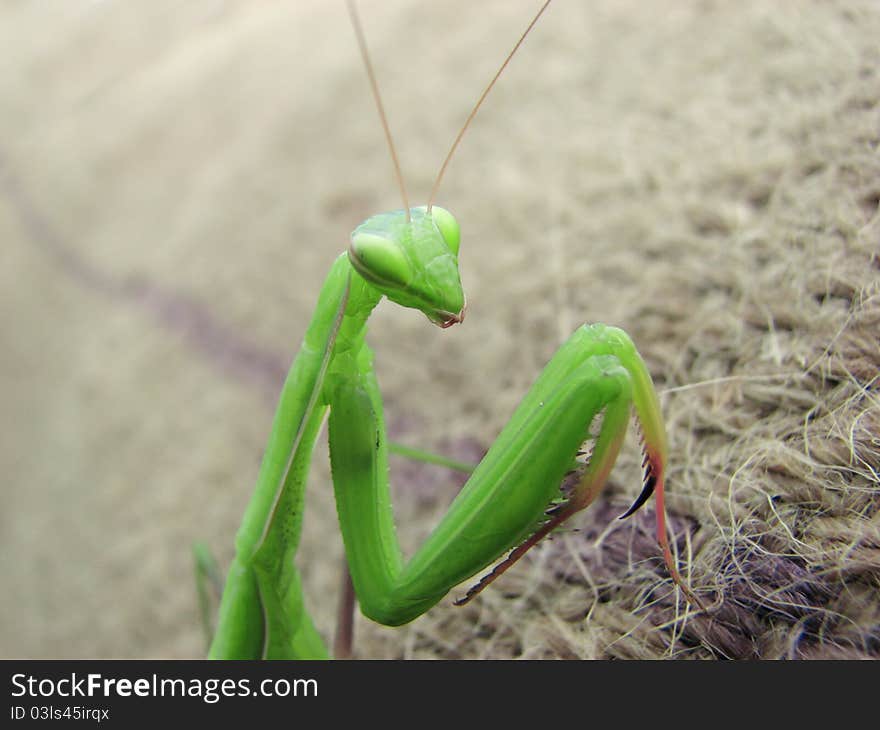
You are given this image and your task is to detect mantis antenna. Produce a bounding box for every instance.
[346,0,412,222]
[427,0,554,213]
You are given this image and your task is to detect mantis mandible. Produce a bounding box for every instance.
[208,0,699,660]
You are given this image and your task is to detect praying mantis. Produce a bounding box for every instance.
[207,0,700,660]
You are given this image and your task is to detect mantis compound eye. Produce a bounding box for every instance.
[348,232,413,290]
[428,206,460,256]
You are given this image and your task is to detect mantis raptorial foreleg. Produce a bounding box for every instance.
[327,318,669,626]
[207,0,699,660]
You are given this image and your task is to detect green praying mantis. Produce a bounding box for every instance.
[206,0,700,660]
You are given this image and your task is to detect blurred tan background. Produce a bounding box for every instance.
[2,1,878,659]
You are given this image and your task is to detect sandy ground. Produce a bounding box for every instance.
[2,1,878,659]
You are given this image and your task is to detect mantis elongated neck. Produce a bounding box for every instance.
[323,260,383,398]
[232,253,380,562]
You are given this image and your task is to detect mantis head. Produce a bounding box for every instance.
[345,0,553,331]
[348,206,465,328]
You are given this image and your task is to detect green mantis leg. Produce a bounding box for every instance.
[192,542,223,652]
[327,322,667,626]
